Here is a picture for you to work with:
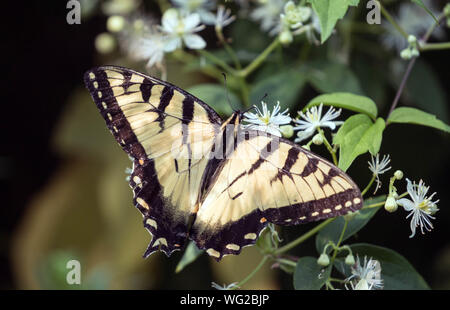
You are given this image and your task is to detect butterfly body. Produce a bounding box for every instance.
[84,66,363,260]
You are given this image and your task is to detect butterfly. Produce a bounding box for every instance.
[84,66,363,261]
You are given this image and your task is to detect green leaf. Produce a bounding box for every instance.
[333,114,386,171]
[250,70,306,111]
[411,0,438,22]
[175,241,204,273]
[307,0,360,43]
[186,84,241,117]
[367,118,385,155]
[293,257,331,290]
[315,195,385,254]
[306,61,364,95]
[387,107,450,133]
[336,243,430,289]
[305,92,378,120]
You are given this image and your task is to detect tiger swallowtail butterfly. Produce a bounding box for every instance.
[84,66,363,261]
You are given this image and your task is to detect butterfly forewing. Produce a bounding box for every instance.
[84,66,221,257]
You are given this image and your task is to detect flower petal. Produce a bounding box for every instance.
[396,198,414,211]
[183,34,206,49]
[294,129,314,143]
[161,8,179,33]
[164,37,182,52]
[184,13,201,30]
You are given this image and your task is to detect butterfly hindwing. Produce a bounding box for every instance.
[84,66,221,257]
[191,129,362,260]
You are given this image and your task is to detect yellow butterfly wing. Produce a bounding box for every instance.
[191,129,362,260]
[84,66,221,257]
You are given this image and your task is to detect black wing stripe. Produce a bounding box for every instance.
[84,68,147,160]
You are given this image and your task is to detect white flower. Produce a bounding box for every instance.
[160,8,206,52]
[139,33,167,67]
[243,101,292,137]
[128,29,166,67]
[280,1,311,30]
[119,16,166,68]
[211,282,239,290]
[368,154,392,194]
[346,256,383,290]
[250,0,285,34]
[293,104,343,143]
[118,15,166,68]
[397,179,439,238]
[214,5,236,30]
[172,0,217,25]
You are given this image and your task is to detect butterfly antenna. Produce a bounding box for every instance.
[240,92,267,116]
[222,73,236,113]
[260,93,268,103]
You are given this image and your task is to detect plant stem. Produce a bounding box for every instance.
[197,49,238,75]
[361,174,376,197]
[422,13,445,42]
[318,128,338,166]
[276,258,298,267]
[377,1,408,39]
[420,42,450,51]
[387,57,417,118]
[237,39,280,78]
[362,200,385,209]
[329,277,346,283]
[362,191,408,209]
[231,256,269,289]
[216,27,242,70]
[325,220,348,288]
[387,13,445,119]
[274,218,336,255]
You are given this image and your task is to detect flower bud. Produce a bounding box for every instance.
[394,170,403,180]
[345,254,355,265]
[95,32,116,54]
[411,48,420,58]
[400,48,412,60]
[107,15,126,33]
[407,35,417,44]
[312,133,323,145]
[279,30,293,45]
[317,253,330,266]
[384,196,398,213]
[280,125,294,138]
[444,3,450,17]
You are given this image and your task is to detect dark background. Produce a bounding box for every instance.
[2,1,449,289]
